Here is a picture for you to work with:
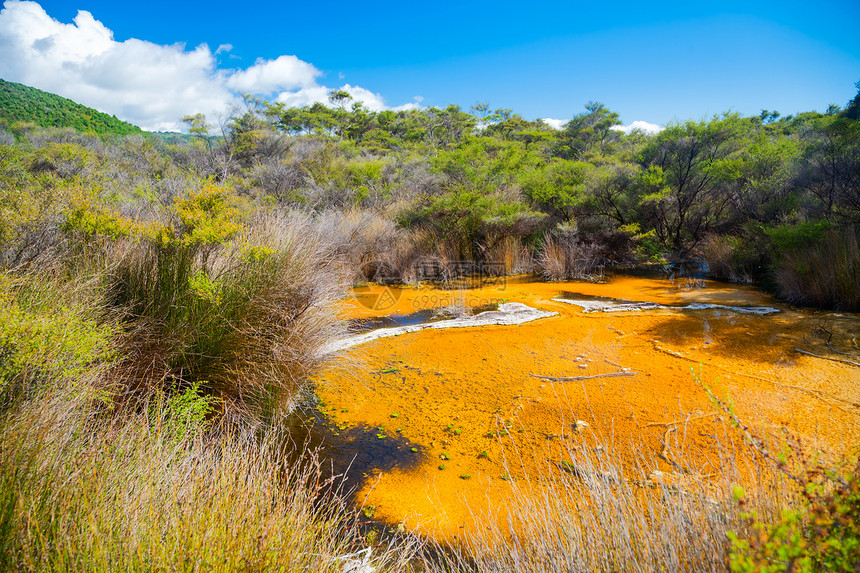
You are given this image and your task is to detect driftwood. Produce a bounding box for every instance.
[530,371,636,382]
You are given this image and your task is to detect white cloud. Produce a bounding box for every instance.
[541,118,568,130]
[226,55,320,94]
[0,0,416,131]
[274,83,420,113]
[543,118,663,135]
[611,120,664,135]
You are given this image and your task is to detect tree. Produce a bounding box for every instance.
[521,159,592,222]
[635,114,744,251]
[328,89,353,110]
[557,102,622,159]
[840,79,860,120]
[796,115,860,223]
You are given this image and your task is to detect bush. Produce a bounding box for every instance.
[729,463,860,572]
[0,274,114,405]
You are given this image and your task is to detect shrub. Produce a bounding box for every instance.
[699,234,756,283]
[729,463,860,572]
[0,274,114,405]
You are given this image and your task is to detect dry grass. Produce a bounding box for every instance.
[103,210,348,422]
[416,410,800,573]
[699,234,754,283]
[537,234,605,281]
[488,235,533,275]
[0,382,419,572]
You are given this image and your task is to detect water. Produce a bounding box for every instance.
[309,274,860,539]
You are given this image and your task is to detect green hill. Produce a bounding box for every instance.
[0,78,142,136]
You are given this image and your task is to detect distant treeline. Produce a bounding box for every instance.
[0,78,142,136]
[1,80,858,309]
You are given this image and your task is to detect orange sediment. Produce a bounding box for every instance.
[310,274,860,542]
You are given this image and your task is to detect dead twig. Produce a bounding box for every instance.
[658,427,685,472]
[651,341,859,412]
[530,371,636,382]
[825,343,859,359]
[643,412,720,428]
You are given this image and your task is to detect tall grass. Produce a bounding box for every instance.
[0,261,418,571]
[773,229,860,311]
[699,233,754,283]
[99,198,348,421]
[536,233,605,281]
[0,381,421,571]
[416,415,807,572]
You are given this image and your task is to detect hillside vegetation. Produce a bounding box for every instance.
[0,82,858,570]
[0,78,142,137]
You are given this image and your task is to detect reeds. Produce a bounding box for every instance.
[773,229,860,311]
[416,411,805,572]
[698,233,754,283]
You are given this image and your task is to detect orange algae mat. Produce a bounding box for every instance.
[309,274,860,541]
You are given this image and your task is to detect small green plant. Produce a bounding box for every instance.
[362,505,376,519]
[728,465,860,572]
[410,447,418,452]
[696,370,860,572]
[438,464,446,470]
[390,412,399,418]
[459,474,471,480]
[156,380,219,443]
[440,453,450,461]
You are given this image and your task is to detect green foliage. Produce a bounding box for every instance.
[0,79,142,136]
[0,275,114,397]
[728,461,860,572]
[63,199,134,239]
[173,182,245,247]
[521,159,592,221]
[765,221,830,252]
[155,381,219,442]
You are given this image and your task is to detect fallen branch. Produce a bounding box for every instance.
[651,341,859,412]
[826,342,860,360]
[605,358,638,371]
[795,348,860,368]
[658,427,686,472]
[530,371,636,382]
[652,341,699,362]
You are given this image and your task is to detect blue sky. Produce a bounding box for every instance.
[2,0,858,131]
